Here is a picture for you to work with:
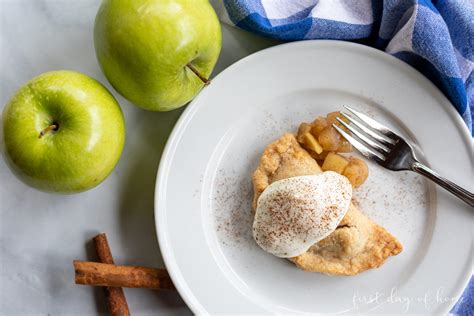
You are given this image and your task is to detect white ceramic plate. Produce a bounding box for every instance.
[155,41,473,314]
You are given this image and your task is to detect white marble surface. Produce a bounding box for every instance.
[0,1,278,314]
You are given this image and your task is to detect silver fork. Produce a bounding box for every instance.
[332,105,474,207]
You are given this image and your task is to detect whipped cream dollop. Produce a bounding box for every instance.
[253,172,352,258]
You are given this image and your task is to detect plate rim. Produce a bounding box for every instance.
[154,40,472,314]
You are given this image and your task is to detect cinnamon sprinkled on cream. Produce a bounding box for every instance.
[253,172,352,258]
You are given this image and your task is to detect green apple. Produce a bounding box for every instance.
[94,0,222,111]
[2,70,125,193]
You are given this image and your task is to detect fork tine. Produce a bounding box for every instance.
[336,118,390,153]
[340,112,396,146]
[344,106,398,140]
[332,124,385,162]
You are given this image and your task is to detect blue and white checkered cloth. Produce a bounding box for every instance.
[215,0,474,314]
[220,0,473,136]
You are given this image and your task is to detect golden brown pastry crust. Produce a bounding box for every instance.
[252,133,402,276]
[252,133,321,210]
[289,205,403,275]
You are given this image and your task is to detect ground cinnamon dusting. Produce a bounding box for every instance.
[253,173,351,257]
[214,168,253,247]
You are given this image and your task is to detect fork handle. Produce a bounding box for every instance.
[412,162,474,207]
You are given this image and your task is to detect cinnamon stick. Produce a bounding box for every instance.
[74,261,175,290]
[93,234,130,316]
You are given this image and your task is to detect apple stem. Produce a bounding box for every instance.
[38,124,59,139]
[186,63,210,86]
